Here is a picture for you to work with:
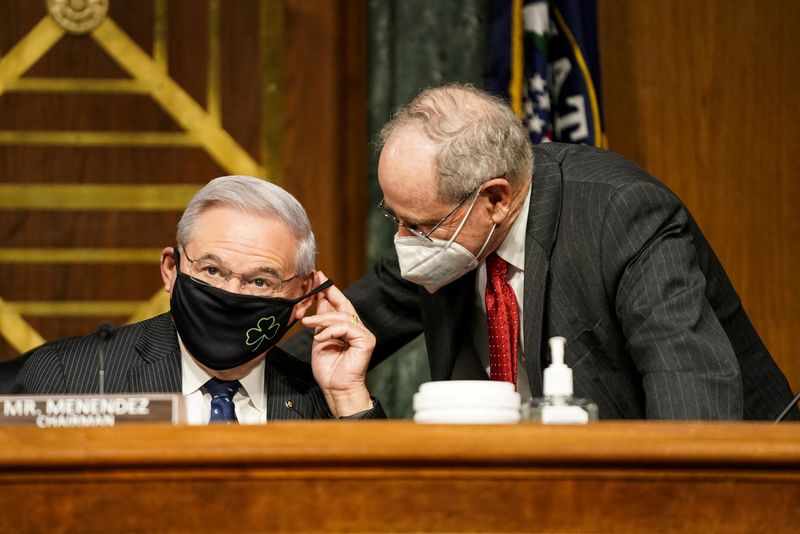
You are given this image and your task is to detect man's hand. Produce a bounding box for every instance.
[301,271,375,417]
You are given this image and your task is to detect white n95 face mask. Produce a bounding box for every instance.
[394,193,496,293]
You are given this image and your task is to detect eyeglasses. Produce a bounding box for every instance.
[377,184,482,242]
[180,248,298,297]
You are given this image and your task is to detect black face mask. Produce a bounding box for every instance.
[169,248,332,370]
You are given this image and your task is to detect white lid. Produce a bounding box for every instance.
[414,381,520,411]
[418,380,516,395]
[543,336,573,396]
[414,407,521,424]
[413,390,522,412]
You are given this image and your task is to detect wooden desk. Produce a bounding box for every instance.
[1,422,798,532]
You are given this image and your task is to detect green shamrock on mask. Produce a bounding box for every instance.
[245,316,281,352]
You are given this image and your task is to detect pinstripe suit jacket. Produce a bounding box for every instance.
[14,313,384,420]
[285,143,796,420]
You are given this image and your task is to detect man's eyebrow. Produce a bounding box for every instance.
[195,252,222,263]
[384,202,429,227]
[246,265,281,277]
[405,214,439,228]
[193,254,282,276]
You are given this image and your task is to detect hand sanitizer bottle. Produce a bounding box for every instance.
[522,336,598,424]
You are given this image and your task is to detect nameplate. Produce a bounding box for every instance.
[0,394,183,428]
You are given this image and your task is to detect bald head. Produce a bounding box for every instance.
[378,84,534,202]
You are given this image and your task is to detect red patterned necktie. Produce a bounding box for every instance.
[485,252,519,388]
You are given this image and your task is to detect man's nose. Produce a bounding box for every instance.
[221,275,248,295]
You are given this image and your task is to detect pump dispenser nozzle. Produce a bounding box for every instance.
[543,336,573,397]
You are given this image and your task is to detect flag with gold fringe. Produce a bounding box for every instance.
[486,0,605,147]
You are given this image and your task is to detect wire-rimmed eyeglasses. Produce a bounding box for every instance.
[376,184,483,242]
[180,248,298,296]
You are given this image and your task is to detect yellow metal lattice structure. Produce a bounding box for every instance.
[0,0,282,354]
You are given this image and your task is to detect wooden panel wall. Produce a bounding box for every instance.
[0,0,366,360]
[598,0,800,391]
[283,0,367,285]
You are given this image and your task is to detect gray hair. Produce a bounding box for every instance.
[176,175,317,275]
[378,83,534,202]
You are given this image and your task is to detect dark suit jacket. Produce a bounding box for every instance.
[14,313,384,420]
[285,143,797,420]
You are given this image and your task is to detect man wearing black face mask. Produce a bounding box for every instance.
[15,175,384,422]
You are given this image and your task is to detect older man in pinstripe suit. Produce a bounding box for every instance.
[15,176,384,422]
[289,84,796,420]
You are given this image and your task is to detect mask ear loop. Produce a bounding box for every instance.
[287,277,334,304]
[283,277,335,330]
[400,190,483,273]
[475,223,497,259]
[447,187,496,259]
[405,189,487,273]
[445,189,482,246]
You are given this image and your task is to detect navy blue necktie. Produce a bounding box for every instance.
[205,378,241,423]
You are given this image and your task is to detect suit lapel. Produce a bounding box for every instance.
[127,313,182,393]
[265,348,326,420]
[523,148,564,397]
[265,366,309,420]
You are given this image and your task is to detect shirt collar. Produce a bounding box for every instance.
[494,185,531,272]
[178,333,266,413]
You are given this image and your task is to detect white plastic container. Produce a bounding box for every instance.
[413,380,521,424]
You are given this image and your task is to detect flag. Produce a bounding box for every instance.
[486,0,605,147]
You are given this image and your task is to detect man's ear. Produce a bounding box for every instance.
[291,271,317,322]
[160,246,177,293]
[481,177,514,224]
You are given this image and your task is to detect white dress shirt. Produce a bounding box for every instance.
[451,187,532,400]
[178,334,268,425]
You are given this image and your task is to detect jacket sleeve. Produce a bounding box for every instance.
[601,181,743,419]
[338,397,387,419]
